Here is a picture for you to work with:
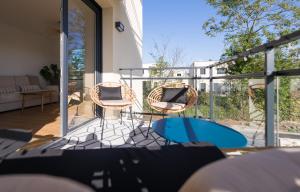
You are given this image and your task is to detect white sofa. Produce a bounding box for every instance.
[0,76,58,112]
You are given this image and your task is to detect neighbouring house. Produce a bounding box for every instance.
[0,0,143,136]
[142,63,189,87]
[190,61,228,94]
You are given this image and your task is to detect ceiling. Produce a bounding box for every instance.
[0,0,60,37]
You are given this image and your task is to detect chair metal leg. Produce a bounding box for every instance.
[146,109,153,138]
[99,116,102,132]
[101,109,106,140]
[165,139,170,146]
[99,111,103,131]
[120,109,123,125]
[129,107,136,136]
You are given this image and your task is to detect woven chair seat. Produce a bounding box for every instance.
[90,82,137,139]
[90,82,135,110]
[100,99,132,106]
[147,82,198,114]
[151,102,186,111]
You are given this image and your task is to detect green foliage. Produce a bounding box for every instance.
[142,81,153,112]
[203,0,300,122]
[251,88,264,111]
[149,41,184,86]
[149,56,169,77]
[204,0,300,73]
[203,0,300,45]
[185,86,250,121]
[40,64,60,85]
[279,77,293,120]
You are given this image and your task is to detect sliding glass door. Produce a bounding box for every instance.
[67,0,96,128]
[61,0,101,135]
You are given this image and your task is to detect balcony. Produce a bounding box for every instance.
[39,30,300,151]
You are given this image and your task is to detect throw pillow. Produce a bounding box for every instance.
[99,86,122,100]
[161,87,188,104]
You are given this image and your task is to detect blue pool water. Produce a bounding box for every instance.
[152,117,247,148]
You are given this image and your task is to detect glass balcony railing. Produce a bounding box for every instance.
[119,30,300,148]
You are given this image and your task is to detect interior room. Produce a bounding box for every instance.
[0,0,61,144]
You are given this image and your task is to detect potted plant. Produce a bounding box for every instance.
[40,64,60,85]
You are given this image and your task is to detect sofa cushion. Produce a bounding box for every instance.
[0,174,95,192]
[0,87,18,94]
[100,99,131,106]
[152,102,186,111]
[0,76,16,88]
[0,93,22,104]
[20,85,41,92]
[180,148,300,192]
[15,76,30,88]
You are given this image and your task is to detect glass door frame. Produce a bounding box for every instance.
[60,0,102,136]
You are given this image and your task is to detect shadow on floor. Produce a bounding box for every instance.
[43,118,167,150]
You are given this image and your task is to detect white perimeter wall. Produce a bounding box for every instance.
[0,22,59,87]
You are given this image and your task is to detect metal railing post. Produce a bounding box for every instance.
[276,76,280,146]
[209,67,214,120]
[130,69,133,89]
[265,48,275,147]
[194,66,198,117]
[129,69,133,118]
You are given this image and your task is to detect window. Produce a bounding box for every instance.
[176,73,182,77]
[214,83,230,94]
[217,68,226,74]
[200,68,206,75]
[200,83,206,92]
[213,83,222,94]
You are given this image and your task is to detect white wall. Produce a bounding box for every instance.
[97,0,143,114]
[113,0,143,73]
[98,0,142,77]
[0,22,59,87]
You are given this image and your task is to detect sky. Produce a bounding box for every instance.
[143,0,225,66]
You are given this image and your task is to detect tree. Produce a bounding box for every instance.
[149,40,184,83]
[203,0,299,71]
[203,0,300,122]
[203,0,300,50]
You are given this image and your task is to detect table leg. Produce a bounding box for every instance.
[22,95,25,112]
[49,92,52,103]
[41,94,44,112]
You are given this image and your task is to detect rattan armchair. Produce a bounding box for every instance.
[146,82,198,137]
[90,82,136,139]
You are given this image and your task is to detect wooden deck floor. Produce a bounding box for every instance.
[0,102,97,149]
[0,104,61,136]
[0,104,61,148]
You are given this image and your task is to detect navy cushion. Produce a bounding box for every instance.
[99,86,122,100]
[161,87,188,104]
